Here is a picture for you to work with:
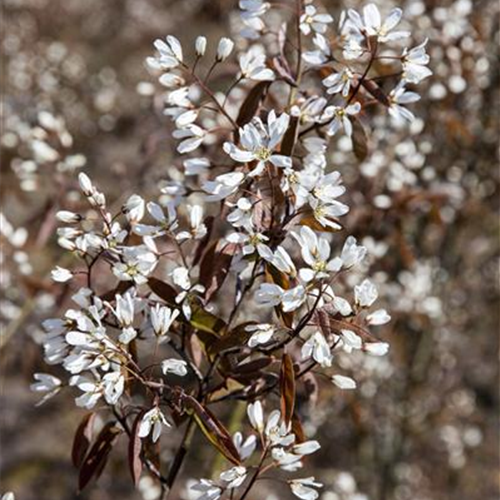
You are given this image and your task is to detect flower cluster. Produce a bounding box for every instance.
[30,2,430,499]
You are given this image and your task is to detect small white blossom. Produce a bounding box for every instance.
[301,331,332,367]
[162,359,188,376]
[138,407,170,442]
[332,374,357,390]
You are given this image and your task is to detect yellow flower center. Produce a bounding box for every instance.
[255,147,272,161]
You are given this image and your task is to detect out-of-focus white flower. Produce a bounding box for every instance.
[176,205,207,241]
[51,266,73,283]
[365,342,390,356]
[219,466,247,488]
[354,279,378,307]
[332,374,357,390]
[56,210,81,224]
[300,5,333,35]
[190,479,222,500]
[203,172,245,201]
[289,477,323,499]
[246,323,276,347]
[216,37,234,61]
[138,407,170,442]
[301,331,332,367]
[302,34,331,66]
[162,359,188,376]
[339,236,367,269]
[124,194,145,223]
[366,309,391,325]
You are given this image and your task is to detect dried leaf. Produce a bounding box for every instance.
[280,353,296,427]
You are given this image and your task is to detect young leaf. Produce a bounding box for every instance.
[236,81,271,127]
[280,353,296,427]
[78,422,122,491]
[199,242,237,302]
[183,395,241,465]
[148,277,177,304]
[360,79,390,106]
[351,117,369,162]
[72,412,97,468]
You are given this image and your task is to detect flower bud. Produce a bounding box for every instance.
[216,37,234,62]
[195,36,207,57]
[56,210,81,224]
[78,172,93,195]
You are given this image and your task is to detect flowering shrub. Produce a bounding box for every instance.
[29,1,432,499]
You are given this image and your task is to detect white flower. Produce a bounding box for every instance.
[264,410,294,446]
[176,205,207,241]
[302,34,331,66]
[112,246,157,285]
[366,309,391,325]
[339,329,363,353]
[124,194,145,223]
[247,400,264,432]
[74,372,125,409]
[347,4,409,43]
[233,432,257,460]
[223,111,291,177]
[300,5,333,35]
[292,226,341,281]
[184,157,210,176]
[239,45,275,81]
[203,172,245,201]
[322,68,355,97]
[227,197,254,230]
[162,358,188,376]
[31,373,62,393]
[388,82,420,122]
[402,39,432,84]
[219,466,247,488]
[150,304,179,336]
[309,197,349,230]
[56,210,81,223]
[289,477,323,500]
[339,236,367,269]
[282,285,307,312]
[292,440,321,456]
[1,493,15,500]
[332,374,357,390]
[134,201,177,237]
[246,323,275,347]
[138,407,170,442]
[195,36,207,56]
[216,37,234,61]
[323,102,361,137]
[147,36,183,71]
[190,479,222,500]
[354,279,378,307]
[301,331,332,367]
[365,342,390,356]
[174,124,206,154]
[239,0,269,39]
[51,266,73,283]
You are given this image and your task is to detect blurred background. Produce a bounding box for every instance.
[0,0,498,499]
